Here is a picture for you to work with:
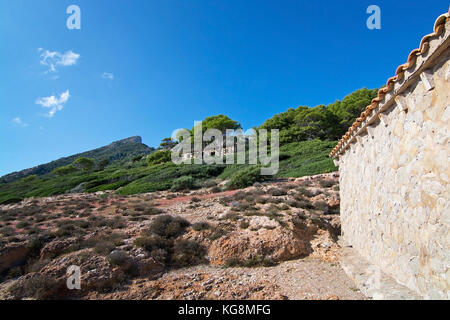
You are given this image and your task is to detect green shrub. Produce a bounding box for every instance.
[72,157,95,172]
[16,221,30,229]
[52,165,78,176]
[0,196,23,205]
[171,176,195,192]
[192,222,211,231]
[226,166,270,190]
[149,215,190,238]
[146,150,171,166]
[21,175,38,183]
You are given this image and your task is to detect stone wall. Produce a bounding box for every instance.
[336,45,449,298]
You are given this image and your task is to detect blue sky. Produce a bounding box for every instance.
[1,0,448,176]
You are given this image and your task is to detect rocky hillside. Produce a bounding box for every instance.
[0,136,154,183]
[0,172,364,300]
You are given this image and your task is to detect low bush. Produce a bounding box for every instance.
[314,200,329,212]
[171,240,206,267]
[8,274,60,300]
[171,176,195,192]
[146,150,171,166]
[226,166,270,190]
[268,188,287,196]
[149,215,190,238]
[192,222,211,231]
[108,250,131,267]
[94,240,115,255]
[318,179,335,188]
[296,187,315,198]
[239,221,250,229]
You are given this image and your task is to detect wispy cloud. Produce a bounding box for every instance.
[35,90,70,117]
[102,72,114,80]
[38,48,80,73]
[12,117,28,127]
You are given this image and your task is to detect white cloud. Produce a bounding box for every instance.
[12,117,28,127]
[39,48,80,73]
[36,90,70,117]
[102,72,114,80]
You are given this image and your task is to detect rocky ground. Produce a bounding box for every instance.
[0,172,365,300]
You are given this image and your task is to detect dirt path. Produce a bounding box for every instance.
[155,190,239,207]
[87,257,365,300]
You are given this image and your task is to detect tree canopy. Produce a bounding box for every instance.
[259,88,378,145]
[72,157,95,172]
[158,137,177,150]
[192,114,241,135]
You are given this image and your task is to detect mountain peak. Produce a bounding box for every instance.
[0,136,154,183]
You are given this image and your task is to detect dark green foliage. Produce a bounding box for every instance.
[226,166,269,190]
[132,155,144,162]
[158,137,177,150]
[146,150,171,166]
[0,196,23,205]
[328,88,379,131]
[275,140,337,177]
[96,159,109,170]
[192,114,241,135]
[171,175,195,191]
[72,157,95,172]
[21,175,38,183]
[52,165,78,176]
[259,88,377,145]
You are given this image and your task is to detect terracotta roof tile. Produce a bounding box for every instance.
[330,9,450,158]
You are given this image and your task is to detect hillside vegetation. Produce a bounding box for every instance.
[0,88,377,204]
[0,136,154,183]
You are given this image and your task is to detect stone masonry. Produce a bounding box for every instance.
[331,13,450,299]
